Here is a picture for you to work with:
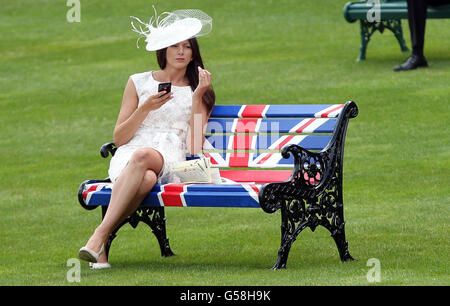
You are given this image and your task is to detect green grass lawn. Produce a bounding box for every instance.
[0,0,449,286]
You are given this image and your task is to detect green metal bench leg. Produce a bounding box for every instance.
[389,19,410,54]
[358,19,410,61]
[358,19,371,61]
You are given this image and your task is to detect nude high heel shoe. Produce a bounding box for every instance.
[78,244,105,263]
[89,262,111,270]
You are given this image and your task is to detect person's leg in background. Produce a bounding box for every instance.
[394,0,428,71]
[394,0,450,71]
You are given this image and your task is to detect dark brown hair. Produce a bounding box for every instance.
[156,38,215,115]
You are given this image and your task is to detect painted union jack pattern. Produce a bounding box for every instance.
[82,104,345,208]
[77,101,358,270]
[203,104,344,168]
[81,181,261,208]
[210,104,344,118]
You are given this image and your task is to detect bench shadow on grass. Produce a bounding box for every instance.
[103,244,359,276]
[106,255,274,273]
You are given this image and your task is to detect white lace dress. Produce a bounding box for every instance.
[108,71,192,184]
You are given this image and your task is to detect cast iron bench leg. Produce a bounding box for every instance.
[322,203,355,263]
[137,207,175,257]
[101,206,175,260]
[272,202,310,270]
[331,224,355,262]
[272,200,355,270]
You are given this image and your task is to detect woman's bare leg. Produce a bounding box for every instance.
[118,170,157,223]
[81,148,164,260]
[95,169,158,263]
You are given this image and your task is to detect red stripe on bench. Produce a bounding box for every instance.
[203,152,218,165]
[256,135,295,165]
[321,104,344,118]
[83,184,99,201]
[249,184,260,194]
[229,152,250,167]
[234,118,259,132]
[220,170,291,183]
[240,105,266,118]
[160,184,185,206]
[295,118,316,133]
[232,134,255,150]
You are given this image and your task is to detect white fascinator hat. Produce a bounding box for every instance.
[131,6,212,51]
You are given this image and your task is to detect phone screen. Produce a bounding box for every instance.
[158,82,172,93]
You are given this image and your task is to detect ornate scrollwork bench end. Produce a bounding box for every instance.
[259,183,284,214]
[259,102,358,269]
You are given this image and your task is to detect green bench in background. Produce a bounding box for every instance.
[343,0,450,61]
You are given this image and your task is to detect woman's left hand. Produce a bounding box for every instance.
[193,67,211,101]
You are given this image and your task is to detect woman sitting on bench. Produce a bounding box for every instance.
[78,8,215,268]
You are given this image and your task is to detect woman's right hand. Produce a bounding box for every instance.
[113,79,174,147]
[142,90,173,112]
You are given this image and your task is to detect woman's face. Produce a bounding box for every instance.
[165,40,193,69]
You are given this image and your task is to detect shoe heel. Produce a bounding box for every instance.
[78,244,104,263]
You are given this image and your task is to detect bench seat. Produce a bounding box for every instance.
[81,181,262,208]
[80,170,292,208]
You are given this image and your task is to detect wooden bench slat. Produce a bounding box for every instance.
[220,170,292,183]
[203,151,296,168]
[204,134,331,151]
[344,2,450,22]
[82,182,262,208]
[206,118,337,134]
[210,104,345,118]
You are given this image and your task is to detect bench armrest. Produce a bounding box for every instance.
[259,145,328,213]
[259,101,358,214]
[100,142,117,158]
[77,179,111,210]
[281,101,358,192]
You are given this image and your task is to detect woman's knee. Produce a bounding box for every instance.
[131,148,153,165]
[138,170,158,194]
[143,169,157,185]
[130,148,164,173]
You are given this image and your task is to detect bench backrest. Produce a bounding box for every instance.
[202,104,345,169]
[344,1,450,22]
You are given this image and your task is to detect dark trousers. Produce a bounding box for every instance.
[407,0,450,56]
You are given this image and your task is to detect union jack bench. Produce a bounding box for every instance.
[78,101,359,269]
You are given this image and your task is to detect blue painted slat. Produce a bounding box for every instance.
[210,105,242,118]
[204,135,330,151]
[205,135,230,150]
[256,135,331,151]
[264,105,335,117]
[206,118,337,133]
[209,105,339,118]
[85,183,261,208]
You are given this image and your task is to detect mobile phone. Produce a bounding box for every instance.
[158,82,172,93]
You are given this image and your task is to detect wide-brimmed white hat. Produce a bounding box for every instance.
[131,7,212,51]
